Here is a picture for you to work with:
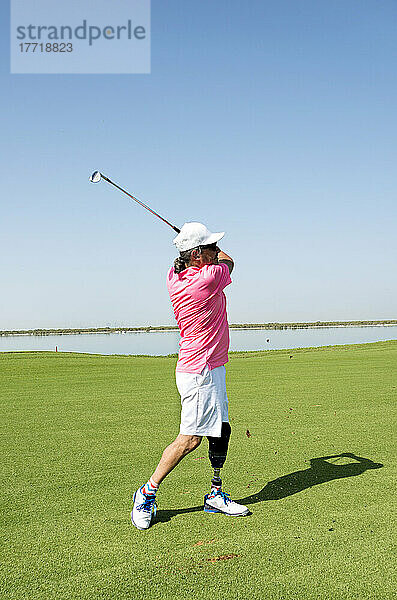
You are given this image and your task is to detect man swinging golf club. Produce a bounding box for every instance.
[131,222,249,530]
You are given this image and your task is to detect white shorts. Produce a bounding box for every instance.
[176,365,229,438]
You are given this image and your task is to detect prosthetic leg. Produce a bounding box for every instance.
[207,422,231,493]
[204,421,249,516]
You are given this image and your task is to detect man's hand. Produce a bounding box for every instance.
[217,250,234,274]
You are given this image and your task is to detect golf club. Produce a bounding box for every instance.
[89,171,180,233]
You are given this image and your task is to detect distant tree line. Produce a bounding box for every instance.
[229,320,397,330]
[0,325,179,336]
[0,320,396,336]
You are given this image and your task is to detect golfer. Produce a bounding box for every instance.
[131,222,248,530]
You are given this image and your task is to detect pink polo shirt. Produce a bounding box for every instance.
[167,263,232,373]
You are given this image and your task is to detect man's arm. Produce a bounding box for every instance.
[218,250,234,274]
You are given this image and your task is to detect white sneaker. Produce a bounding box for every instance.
[204,490,249,516]
[131,486,157,530]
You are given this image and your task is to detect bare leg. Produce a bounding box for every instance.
[151,434,202,484]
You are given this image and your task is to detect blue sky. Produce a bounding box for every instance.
[1,0,396,328]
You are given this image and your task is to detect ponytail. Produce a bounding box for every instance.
[174,256,187,273]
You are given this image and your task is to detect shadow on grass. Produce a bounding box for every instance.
[155,453,383,525]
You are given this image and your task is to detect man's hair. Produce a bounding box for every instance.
[174,246,201,274]
[173,243,218,274]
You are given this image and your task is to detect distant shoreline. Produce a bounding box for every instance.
[0,320,396,337]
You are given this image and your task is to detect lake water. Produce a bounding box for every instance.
[0,326,396,355]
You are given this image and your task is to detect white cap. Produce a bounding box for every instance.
[173,222,225,252]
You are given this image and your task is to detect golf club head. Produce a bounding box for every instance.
[89,171,101,183]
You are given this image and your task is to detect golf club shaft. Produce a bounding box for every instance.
[100,174,180,233]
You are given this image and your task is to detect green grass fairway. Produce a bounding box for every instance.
[1,341,396,600]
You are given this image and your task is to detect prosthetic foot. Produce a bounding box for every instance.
[204,490,249,516]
